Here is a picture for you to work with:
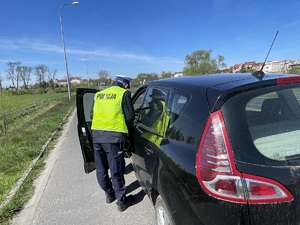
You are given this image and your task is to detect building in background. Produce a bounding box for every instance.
[221,59,300,74]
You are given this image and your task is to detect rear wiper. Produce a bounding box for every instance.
[285,154,300,160]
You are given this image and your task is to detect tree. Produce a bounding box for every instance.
[288,66,300,75]
[6,61,21,89]
[0,72,2,92]
[131,73,159,87]
[19,66,33,89]
[48,69,57,90]
[97,70,109,85]
[182,49,227,75]
[160,71,173,79]
[35,64,50,89]
[240,67,256,73]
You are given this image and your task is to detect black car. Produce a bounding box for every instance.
[76,73,300,225]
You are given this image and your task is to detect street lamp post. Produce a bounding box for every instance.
[59,1,79,100]
[85,52,93,88]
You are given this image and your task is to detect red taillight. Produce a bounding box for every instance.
[215,179,237,195]
[250,182,276,196]
[196,110,293,204]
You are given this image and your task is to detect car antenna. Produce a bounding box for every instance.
[252,31,279,80]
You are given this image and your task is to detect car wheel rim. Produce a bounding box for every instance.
[156,205,171,225]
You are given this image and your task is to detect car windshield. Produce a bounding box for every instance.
[223,84,300,165]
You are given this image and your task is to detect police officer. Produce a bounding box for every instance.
[91,75,134,212]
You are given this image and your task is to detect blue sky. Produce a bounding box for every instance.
[0,0,300,87]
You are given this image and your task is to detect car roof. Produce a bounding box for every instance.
[145,73,292,89]
[142,73,299,111]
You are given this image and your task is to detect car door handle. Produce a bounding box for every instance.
[144,146,153,155]
[136,125,143,133]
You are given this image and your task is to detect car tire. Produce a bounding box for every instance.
[155,195,174,225]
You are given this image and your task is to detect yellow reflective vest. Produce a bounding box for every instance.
[91,86,128,134]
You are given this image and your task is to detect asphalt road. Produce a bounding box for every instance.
[11,110,155,225]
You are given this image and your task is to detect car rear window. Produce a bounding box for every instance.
[246,90,300,161]
[222,84,300,165]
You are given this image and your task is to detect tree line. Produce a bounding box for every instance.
[96,49,228,87]
[1,49,299,90]
[0,62,57,91]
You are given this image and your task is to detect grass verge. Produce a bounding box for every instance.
[0,95,75,225]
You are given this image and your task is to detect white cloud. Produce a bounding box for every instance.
[0,37,182,66]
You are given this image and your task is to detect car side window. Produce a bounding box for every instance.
[133,90,146,114]
[168,90,189,126]
[139,87,170,136]
[83,92,95,122]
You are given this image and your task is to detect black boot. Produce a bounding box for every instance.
[106,195,116,203]
[117,195,134,212]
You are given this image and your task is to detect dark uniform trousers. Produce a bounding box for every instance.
[93,143,126,205]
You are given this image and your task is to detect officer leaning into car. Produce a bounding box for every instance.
[91,75,135,212]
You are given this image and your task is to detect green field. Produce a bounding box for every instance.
[0,92,75,224]
[0,92,68,113]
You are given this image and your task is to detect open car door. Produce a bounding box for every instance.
[76,88,98,173]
